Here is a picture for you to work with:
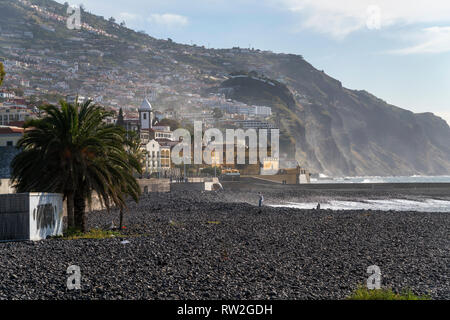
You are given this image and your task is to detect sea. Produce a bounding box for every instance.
[271,175,450,212]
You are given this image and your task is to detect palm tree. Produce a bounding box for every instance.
[11,100,142,231]
[117,129,144,229]
[0,62,5,86]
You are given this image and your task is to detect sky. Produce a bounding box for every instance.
[57,0,450,124]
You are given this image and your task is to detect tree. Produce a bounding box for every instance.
[201,166,222,176]
[212,108,223,119]
[12,88,24,97]
[116,107,125,127]
[158,118,180,130]
[118,130,144,229]
[11,100,142,232]
[0,62,5,86]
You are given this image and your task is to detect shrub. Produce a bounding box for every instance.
[347,285,431,300]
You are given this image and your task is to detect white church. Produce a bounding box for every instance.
[136,98,177,175]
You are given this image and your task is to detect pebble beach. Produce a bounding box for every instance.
[0,190,448,300]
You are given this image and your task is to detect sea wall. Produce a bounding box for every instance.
[221,177,450,193]
[171,182,205,192]
[139,179,170,193]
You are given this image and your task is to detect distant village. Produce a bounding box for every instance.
[0,94,311,194]
[0,0,312,194]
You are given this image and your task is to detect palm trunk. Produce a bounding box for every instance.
[74,191,86,232]
[67,192,75,229]
[119,209,124,230]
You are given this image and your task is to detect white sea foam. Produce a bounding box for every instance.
[270,199,450,212]
[314,175,450,184]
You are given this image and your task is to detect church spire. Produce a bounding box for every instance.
[139,95,153,130]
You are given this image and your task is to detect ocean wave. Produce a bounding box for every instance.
[313,175,450,184]
[271,199,450,212]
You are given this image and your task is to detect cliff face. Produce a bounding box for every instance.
[219,72,450,176]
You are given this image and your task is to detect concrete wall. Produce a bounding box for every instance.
[205,178,221,191]
[171,182,205,192]
[165,178,221,192]
[0,193,63,241]
[299,174,310,184]
[62,180,171,216]
[221,178,450,193]
[139,178,170,194]
[243,174,298,184]
[29,193,64,241]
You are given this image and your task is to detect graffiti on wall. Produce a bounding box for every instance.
[33,204,58,230]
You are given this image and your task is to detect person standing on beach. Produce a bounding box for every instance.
[258,192,264,207]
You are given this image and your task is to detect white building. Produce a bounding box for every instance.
[145,140,161,173]
[144,139,171,174]
[0,106,32,126]
[234,120,277,130]
[254,106,272,117]
[152,126,173,141]
[0,92,15,99]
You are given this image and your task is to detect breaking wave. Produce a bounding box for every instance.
[312,176,450,184]
[271,199,450,212]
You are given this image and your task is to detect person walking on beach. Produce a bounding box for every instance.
[258,192,264,207]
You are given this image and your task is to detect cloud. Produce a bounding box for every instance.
[388,26,450,54]
[118,12,139,22]
[435,111,450,125]
[147,13,189,28]
[274,0,450,38]
[366,5,381,30]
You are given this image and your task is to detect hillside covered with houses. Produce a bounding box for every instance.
[1,0,449,176]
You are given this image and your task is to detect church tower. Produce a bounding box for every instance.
[139,97,153,130]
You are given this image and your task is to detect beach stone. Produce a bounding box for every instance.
[0,190,448,300]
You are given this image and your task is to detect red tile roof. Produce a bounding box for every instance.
[0,126,25,134]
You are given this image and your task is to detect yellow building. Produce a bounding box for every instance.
[262,157,279,175]
[207,142,278,175]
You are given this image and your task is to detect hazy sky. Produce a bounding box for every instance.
[57,0,450,124]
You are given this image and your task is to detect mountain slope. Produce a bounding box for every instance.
[1,0,449,176]
[219,73,450,175]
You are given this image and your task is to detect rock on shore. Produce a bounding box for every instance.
[0,191,448,300]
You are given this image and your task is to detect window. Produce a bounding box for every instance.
[143,113,147,120]
[6,141,13,147]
